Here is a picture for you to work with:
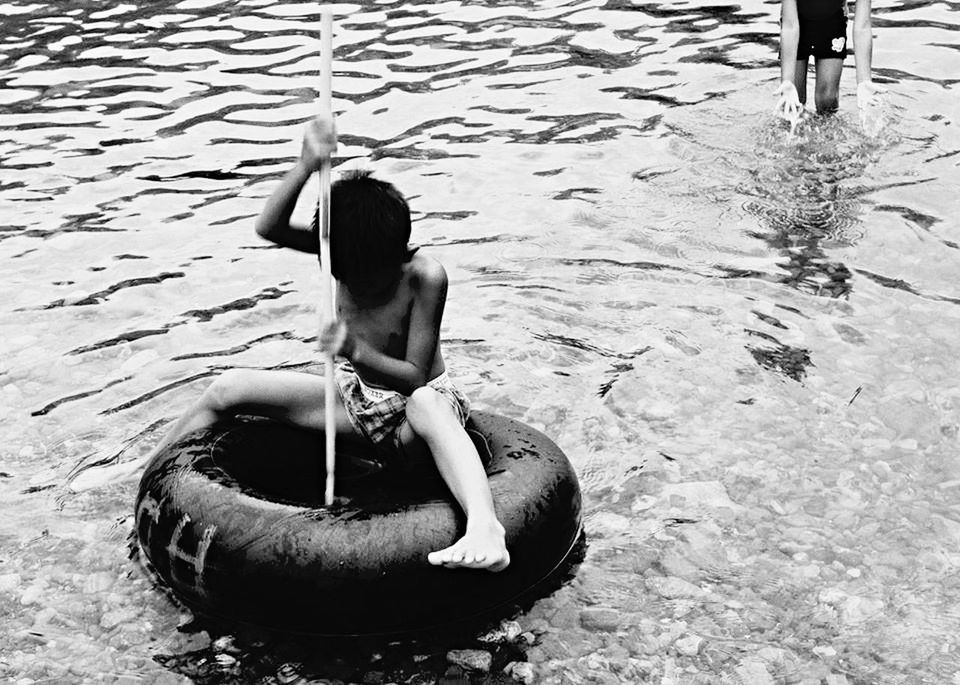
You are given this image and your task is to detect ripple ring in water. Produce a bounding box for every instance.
[134,411,582,635]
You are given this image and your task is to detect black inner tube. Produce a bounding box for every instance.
[205,416,489,510]
[135,411,583,635]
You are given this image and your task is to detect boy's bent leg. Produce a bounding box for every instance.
[400,387,509,572]
[196,368,356,434]
[813,58,843,113]
[70,369,356,491]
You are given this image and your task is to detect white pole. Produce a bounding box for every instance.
[318,11,336,506]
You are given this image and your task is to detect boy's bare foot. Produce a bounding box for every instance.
[427,519,510,572]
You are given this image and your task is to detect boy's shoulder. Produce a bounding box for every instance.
[406,248,447,289]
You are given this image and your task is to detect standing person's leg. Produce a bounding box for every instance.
[70,369,357,491]
[399,386,510,572]
[813,58,844,113]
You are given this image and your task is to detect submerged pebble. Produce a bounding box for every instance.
[579,607,622,632]
[646,576,707,599]
[674,635,703,656]
[504,660,535,684]
[0,573,22,592]
[19,581,46,606]
[478,618,522,643]
[446,649,492,672]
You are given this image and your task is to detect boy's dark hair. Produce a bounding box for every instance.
[328,170,412,283]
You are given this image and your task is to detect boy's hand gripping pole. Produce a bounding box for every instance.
[318,11,336,506]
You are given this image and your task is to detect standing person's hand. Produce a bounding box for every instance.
[857,81,887,136]
[300,115,337,171]
[856,80,885,106]
[773,81,802,127]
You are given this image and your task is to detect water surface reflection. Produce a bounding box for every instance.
[2,0,960,682]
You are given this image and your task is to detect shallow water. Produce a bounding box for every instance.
[2,0,960,683]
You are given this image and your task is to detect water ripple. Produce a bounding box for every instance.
[3,0,960,682]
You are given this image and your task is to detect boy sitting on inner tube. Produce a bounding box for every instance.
[107,115,509,573]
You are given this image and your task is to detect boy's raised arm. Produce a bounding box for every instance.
[254,117,336,253]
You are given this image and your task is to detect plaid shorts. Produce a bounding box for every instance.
[334,360,470,452]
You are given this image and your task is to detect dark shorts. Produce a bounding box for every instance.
[797,12,847,61]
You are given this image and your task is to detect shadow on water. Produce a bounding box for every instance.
[731,115,885,382]
[133,532,587,685]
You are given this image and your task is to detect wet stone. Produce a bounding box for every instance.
[31,606,59,628]
[631,548,659,573]
[524,646,546,664]
[531,632,599,661]
[580,607,622,632]
[276,663,304,683]
[20,581,46,606]
[405,675,435,685]
[213,634,239,653]
[173,629,211,652]
[838,596,884,625]
[742,609,778,632]
[504,661,535,684]
[526,617,549,634]
[588,512,632,537]
[813,646,837,659]
[0,573,21,593]
[646,576,707,599]
[108,623,147,649]
[675,635,703,657]
[756,646,793,671]
[659,480,742,512]
[446,649,492,673]
[100,606,141,630]
[629,635,660,657]
[659,548,700,580]
[736,658,775,685]
[83,571,115,595]
[478,618,522,643]
[13,629,48,647]
[550,603,580,629]
[601,643,630,661]
[150,673,189,685]
[215,653,237,667]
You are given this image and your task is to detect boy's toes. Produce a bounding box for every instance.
[427,540,509,572]
[428,544,465,567]
[427,548,452,566]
